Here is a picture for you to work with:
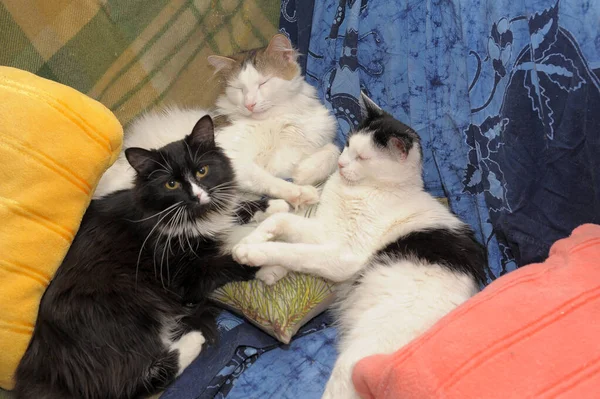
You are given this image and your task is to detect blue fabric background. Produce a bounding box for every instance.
[284,0,600,278]
[165,0,600,397]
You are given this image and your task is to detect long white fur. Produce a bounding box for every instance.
[233,130,480,398]
[94,61,339,208]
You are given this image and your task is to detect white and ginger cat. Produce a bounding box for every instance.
[95,34,339,208]
[232,93,487,398]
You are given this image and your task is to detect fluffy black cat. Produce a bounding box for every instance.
[14,116,259,399]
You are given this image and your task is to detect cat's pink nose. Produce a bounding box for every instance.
[338,161,345,169]
[245,102,256,111]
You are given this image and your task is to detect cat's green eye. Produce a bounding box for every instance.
[196,166,209,179]
[165,180,181,190]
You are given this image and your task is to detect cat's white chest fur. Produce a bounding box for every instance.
[216,118,311,179]
[317,174,399,257]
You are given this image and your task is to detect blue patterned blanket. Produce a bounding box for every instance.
[164,0,600,397]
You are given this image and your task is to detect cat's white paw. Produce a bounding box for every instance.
[233,244,267,267]
[279,184,319,208]
[256,265,289,285]
[253,200,290,223]
[266,199,291,215]
[238,228,274,246]
[287,185,319,208]
[172,331,205,376]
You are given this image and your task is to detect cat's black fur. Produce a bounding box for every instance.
[372,226,487,285]
[14,116,256,399]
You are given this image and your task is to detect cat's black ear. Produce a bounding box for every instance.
[186,115,215,147]
[125,148,159,174]
[360,91,383,118]
[266,34,298,63]
[207,55,237,74]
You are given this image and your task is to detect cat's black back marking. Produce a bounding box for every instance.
[355,226,487,286]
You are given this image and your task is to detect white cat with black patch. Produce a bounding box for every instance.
[95,34,338,208]
[232,93,487,398]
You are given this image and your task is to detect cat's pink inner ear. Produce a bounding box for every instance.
[389,137,408,160]
[207,55,237,73]
[266,34,297,63]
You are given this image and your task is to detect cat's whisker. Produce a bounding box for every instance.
[169,208,184,255]
[210,181,237,191]
[158,153,174,173]
[181,212,201,259]
[136,205,180,284]
[184,141,196,164]
[209,190,239,200]
[127,202,182,223]
[194,149,221,163]
[211,198,233,215]
[155,213,173,285]
[159,207,182,288]
[147,158,172,174]
[211,193,236,203]
[176,209,187,252]
[210,189,238,197]
[147,169,169,180]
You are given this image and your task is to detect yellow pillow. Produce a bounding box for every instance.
[0,67,122,390]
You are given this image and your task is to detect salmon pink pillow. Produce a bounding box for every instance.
[353,224,600,399]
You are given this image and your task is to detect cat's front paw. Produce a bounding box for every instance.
[298,185,320,206]
[266,199,291,215]
[238,228,274,246]
[233,244,267,267]
[279,184,319,208]
[285,185,319,209]
[253,199,290,223]
[256,265,288,285]
[173,331,206,375]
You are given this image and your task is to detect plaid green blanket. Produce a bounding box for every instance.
[0,0,279,127]
[0,0,279,395]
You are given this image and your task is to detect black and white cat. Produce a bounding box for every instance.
[94,35,338,208]
[232,94,487,398]
[13,116,280,399]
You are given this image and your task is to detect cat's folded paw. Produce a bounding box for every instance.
[266,199,291,215]
[256,265,288,285]
[238,228,274,246]
[298,185,320,206]
[233,244,267,267]
[279,184,319,208]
